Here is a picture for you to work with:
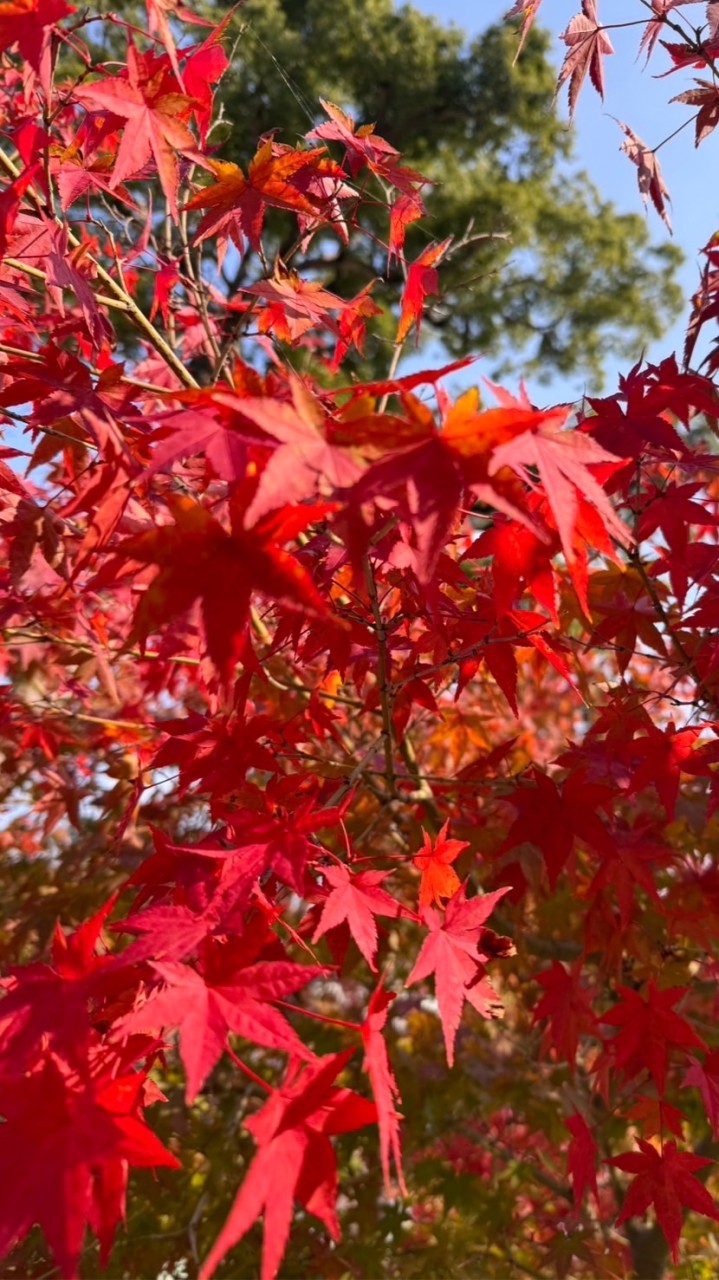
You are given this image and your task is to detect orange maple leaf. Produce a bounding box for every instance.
[184,141,341,252]
[412,821,468,907]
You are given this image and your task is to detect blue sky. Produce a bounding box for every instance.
[411,0,717,402]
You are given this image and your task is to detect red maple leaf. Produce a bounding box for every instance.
[627,722,711,819]
[144,0,214,87]
[123,790,346,930]
[360,984,407,1196]
[50,894,118,981]
[181,14,232,145]
[406,885,510,1066]
[638,0,701,63]
[330,280,384,368]
[342,379,548,585]
[309,99,428,194]
[330,354,477,400]
[556,0,614,118]
[0,896,120,1072]
[117,810,335,963]
[74,43,201,219]
[45,223,113,349]
[584,821,673,928]
[448,596,572,715]
[532,961,595,1066]
[312,862,401,971]
[233,378,364,524]
[600,980,705,1093]
[114,901,225,965]
[388,190,426,260]
[199,1050,377,1280]
[637,481,719,604]
[346,434,464,585]
[219,792,347,898]
[116,945,325,1102]
[150,703,280,799]
[606,1140,719,1263]
[566,1113,599,1205]
[487,400,632,567]
[397,238,451,344]
[626,1095,685,1140]
[243,268,346,345]
[683,1051,719,1136]
[141,387,272,482]
[0,1055,179,1278]
[102,493,332,679]
[0,164,40,260]
[0,0,72,91]
[412,820,468,908]
[505,0,544,62]
[468,517,559,623]
[500,769,615,889]
[0,345,136,458]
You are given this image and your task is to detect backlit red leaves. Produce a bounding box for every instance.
[627,722,711,818]
[684,1052,719,1135]
[487,401,632,566]
[361,985,407,1196]
[199,1051,377,1280]
[313,862,400,970]
[345,386,611,587]
[506,0,544,62]
[117,950,324,1102]
[105,494,331,679]
[141,395,270,484]
[557,0,614,118]
[501,769,614,889]
[234,378,364,523]
[532,962,595,1067]
[4,2,719,1275]
[310,99,429,195]
[74,43,201,218]
[0,1057,179,1279]
[0,165,40,260]
[0,0,72,89]
[397,239,451,344]
[638,0,702,63]
[407,885,511,1066]
[607,1140,719,1263]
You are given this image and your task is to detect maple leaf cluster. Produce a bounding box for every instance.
[0,2,719,1278]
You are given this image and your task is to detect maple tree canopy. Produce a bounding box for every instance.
[2,2,719,1278]
[207,0,685,385]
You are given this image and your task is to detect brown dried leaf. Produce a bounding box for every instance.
[617,120,672,232]
[672,79,719,146]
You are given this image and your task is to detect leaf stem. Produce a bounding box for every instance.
[364,554,396,797]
